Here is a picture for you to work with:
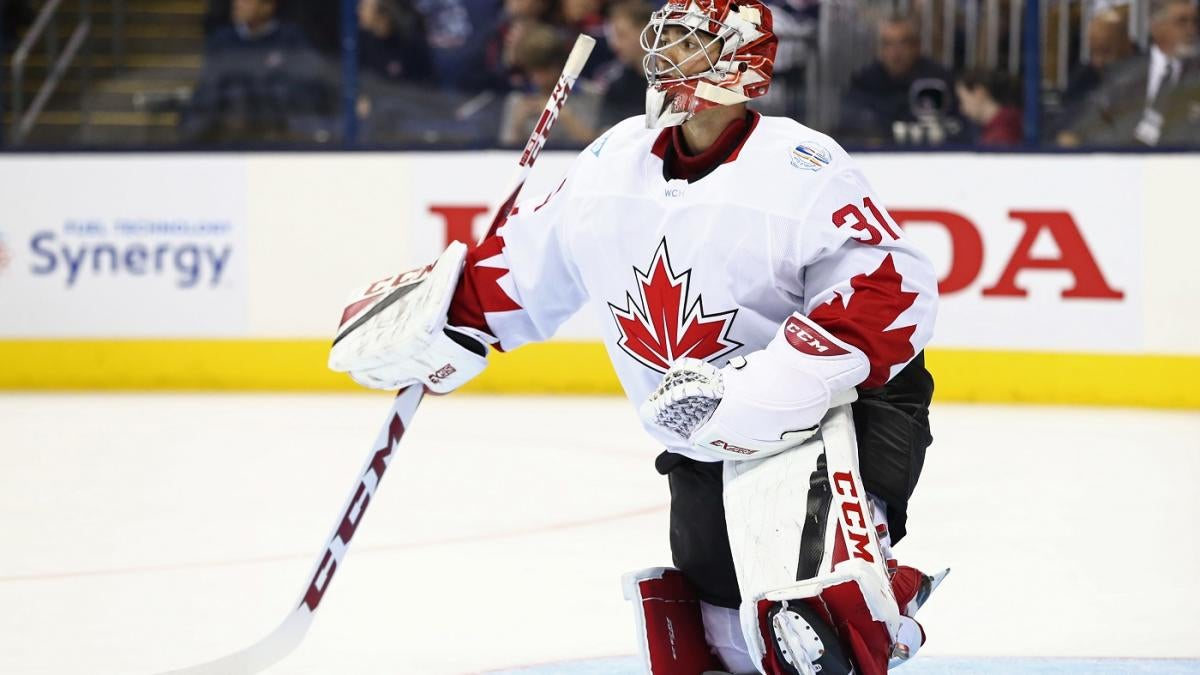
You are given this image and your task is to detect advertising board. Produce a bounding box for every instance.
[0,157,247,337]
[0,151,1195,405]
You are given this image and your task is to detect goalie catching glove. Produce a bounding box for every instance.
[640,312,869,462]
[328,242,491,393]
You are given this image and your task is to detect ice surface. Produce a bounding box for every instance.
[1,393,1197,674]
[487,657,1200,674]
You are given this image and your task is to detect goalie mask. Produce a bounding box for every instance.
[640,0,777,129]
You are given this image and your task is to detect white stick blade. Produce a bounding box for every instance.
[157,612,309,675]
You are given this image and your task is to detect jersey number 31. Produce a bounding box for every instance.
[833,197,901,246]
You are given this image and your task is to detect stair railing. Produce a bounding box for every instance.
[10,0,92,145]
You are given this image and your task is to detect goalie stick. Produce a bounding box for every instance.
[157,34,596,675]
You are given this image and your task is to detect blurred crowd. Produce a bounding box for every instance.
[839,0,1198,148]
[179,0,674,145]
[163,0,1200,147]
[1053,0,1199,146]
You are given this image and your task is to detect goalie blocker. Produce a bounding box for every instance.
[329,242,492,393]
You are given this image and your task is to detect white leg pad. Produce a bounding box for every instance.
[723,404,903,674]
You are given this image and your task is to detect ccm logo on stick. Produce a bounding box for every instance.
[832,470,875,564]
[783,316,849,356]
[301,414,404,611]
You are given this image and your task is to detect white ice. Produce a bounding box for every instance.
[1,393,1198,674]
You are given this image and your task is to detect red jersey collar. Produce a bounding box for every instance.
[651,111,761,182]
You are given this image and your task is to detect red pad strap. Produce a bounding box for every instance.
[633,570,723,674]
[835,581,894,675]
[822,580,891,675]
[840,621,889,675]
[890,564,941,622]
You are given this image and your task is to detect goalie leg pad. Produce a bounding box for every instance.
[724,405,904,675]
[623,567,724,674]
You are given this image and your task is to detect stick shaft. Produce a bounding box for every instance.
[159,386,424,675]
[484,34,596,240]
[156,33,598,675]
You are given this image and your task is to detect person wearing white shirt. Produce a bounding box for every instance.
[1064,0,1199,145]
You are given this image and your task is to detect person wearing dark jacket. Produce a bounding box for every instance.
[184,0,334,143]
[593,0,653,131]
[841,14,961,146]
[358,0,431,82]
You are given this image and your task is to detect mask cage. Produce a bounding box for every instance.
[640,10,741,88]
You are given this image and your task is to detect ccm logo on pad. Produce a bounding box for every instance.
[783,316,848,356]
[832,470,875,564]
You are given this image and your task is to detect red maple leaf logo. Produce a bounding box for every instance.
[809,254,918,388]
[609,239,742,373]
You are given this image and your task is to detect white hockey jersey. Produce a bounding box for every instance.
[453,113,939,461]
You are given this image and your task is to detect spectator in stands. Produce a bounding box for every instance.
[561,0,605,33]
[478,0,556,93]
[412,0,499,93]
[499,21,598,146]
[358,0,431,82]
[560,0,615,78]
[500,0,553,28]
[1061,0,1199,146]
[593,0,653,131]
[413,0,542,94]
[956,69,1023,146]
[355,0,433,128]
[1071,9,1135,102]
[184,0,335,143]
[1052,9,1135,142]
[840,13,961,146]
[206,0,341,54]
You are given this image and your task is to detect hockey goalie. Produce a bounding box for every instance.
[329,0,946,672]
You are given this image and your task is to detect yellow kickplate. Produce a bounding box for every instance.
[0,340,1196,408]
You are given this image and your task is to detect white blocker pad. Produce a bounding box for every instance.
[722,404,902,674]
[328,242,489,392]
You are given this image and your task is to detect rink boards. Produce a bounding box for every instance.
[0,151,1197,407]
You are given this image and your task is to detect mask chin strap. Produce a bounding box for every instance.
[695,80,750,105]
[645,86,691,129]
